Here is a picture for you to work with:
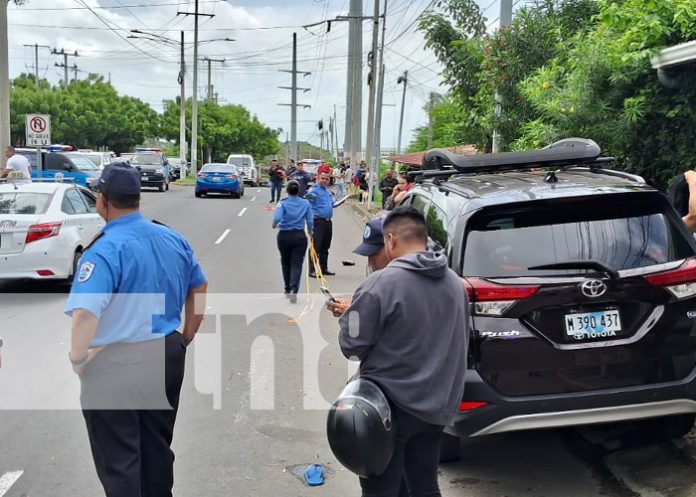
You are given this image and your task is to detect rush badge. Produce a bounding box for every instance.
[77,261,95,283]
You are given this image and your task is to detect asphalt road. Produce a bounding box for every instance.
[0,185,695,497]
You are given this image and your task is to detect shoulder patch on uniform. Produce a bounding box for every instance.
[77,261,95,282]
[152,219,169,227]
[83,231,104,250]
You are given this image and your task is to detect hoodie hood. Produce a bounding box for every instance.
[388,251,448,279]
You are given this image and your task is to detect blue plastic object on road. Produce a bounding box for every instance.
[303,464,325,486]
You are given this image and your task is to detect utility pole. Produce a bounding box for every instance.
[396,71,407,155]
[178,1,215,175]
[278,32,311,162]
[427,92,438,149]
[52,49,78,87]
[492,0,513,153]
[373,0,388,175]
[179,31,187,177]
[1,1,9,168]
[24,44,50,86]
[203,57,225,102]
[365,0,381,210]
[341,0,364,167]
[72,64,78,82]
[333,104,339,160]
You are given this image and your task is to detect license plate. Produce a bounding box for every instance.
[213,177,222,182]
[565,310,622,339]
[141,175,148,180]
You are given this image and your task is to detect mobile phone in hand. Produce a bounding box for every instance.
[320,285,338,303]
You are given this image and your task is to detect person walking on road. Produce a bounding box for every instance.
[306,171,335,277]
[268,159,285,203]
[272,180,314,303]
[333,163,346,199]
[2,146,32,183]
[337,206,469,497]
[289,161,312,198]
[65,163,208,497]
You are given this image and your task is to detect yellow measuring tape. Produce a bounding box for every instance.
[288,230,329,324]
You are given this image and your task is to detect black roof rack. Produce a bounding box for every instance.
[421,138,601,173]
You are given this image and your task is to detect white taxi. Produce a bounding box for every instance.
[0,181,104,281]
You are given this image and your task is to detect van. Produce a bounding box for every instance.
[226,154,258,187]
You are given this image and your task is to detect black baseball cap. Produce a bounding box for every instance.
[353,215,386,257]
[96,162,141,195]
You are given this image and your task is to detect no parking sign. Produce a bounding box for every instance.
[25,114,51,146]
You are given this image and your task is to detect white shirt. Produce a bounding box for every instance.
[5,154,32,180]
[344,167,353,184]
[333,167,344,184]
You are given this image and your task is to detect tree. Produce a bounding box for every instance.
[9,73,159,153]
[160,99,279,162]
[517,0,696,187]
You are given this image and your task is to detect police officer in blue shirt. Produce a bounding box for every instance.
[305,170,335,276]
[65,162,208,497]
[272,180,314,303]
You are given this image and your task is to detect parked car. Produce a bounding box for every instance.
[131,149,170,192]
[82,151,113,170]
[16,148,101,189]
[403,138,696,461]
[300,159,322,181]
[168,157,188,180]
[0,182,104,281]
[226,154,258,187]
[195,163,244,198]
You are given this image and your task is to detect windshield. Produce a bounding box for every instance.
[463,195,696,277]
[84,154,103,167]
[0,192,51,215]
[202,164,238,174]
[132,153,162,166]
[227,157,250,167]
[65,154,99,171]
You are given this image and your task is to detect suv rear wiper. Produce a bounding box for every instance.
[527,260,619,279]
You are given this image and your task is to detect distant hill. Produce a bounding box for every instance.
[262,141,333,165]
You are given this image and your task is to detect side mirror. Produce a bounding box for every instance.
[63,163,73,171]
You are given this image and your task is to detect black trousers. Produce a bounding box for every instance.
[312,217,333,272]
[270,181,283,202]
[277,229,308,293]
[80,332,187,497]
[359,404,444,497]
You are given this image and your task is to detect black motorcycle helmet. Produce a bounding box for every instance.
[326,378,395,478]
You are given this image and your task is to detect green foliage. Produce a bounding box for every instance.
[9,74,158,154]
[160,99,279,164]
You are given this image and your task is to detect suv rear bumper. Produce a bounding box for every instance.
[448,369,696,438]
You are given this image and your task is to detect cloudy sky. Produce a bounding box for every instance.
[7,0,502,152]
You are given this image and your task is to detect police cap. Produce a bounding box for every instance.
[353,214,386,257]
[96,162,141,195]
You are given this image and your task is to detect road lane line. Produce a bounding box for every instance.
[215,229,231,245]
[238,207,248,217]
[251,196,256,202]
[257,189,261,193]
[0,471,23,496]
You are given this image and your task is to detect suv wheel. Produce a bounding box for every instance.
[439,433,461,462]
[158,183,165,192]
[642,414,695,440]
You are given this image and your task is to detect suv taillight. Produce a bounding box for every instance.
[464,277,539,316]
[25,222,61,244]
[644,257,696,299]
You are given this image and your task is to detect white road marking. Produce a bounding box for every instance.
[250,196,256,202]
[214,229,231,245]
[256,189,261,193]
[238,207,248,217]
[0,470,23,496]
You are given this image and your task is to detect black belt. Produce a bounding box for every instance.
[314,217,331,222]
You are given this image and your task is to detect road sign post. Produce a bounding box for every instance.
[25,114,50,178]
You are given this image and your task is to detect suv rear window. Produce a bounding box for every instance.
[463,195,695,277]
[0,193,51,214]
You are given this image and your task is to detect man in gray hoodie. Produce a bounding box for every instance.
[338,206,469,497]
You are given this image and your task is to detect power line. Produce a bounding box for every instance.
[9,0,223,10]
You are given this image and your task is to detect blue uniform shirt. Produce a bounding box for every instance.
[273,196,314,232]
[65,213,207,346]
[306,185,334,219]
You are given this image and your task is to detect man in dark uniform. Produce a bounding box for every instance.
[65,162,208,497]
[306,170,335,276]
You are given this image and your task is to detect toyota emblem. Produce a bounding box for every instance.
[580,279,607,298]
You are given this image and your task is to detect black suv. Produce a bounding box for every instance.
[405,139,696,460]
